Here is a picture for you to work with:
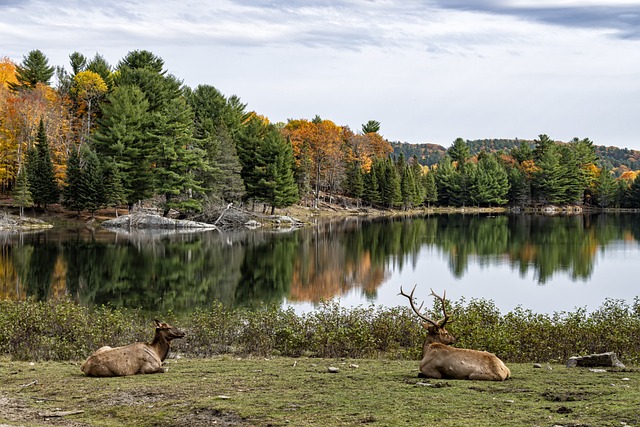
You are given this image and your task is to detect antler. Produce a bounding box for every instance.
[429,288,452,328]
[399,285,440,327]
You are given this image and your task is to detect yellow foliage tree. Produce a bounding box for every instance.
[71,70,108,146]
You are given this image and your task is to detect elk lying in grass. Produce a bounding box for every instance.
[400,286,510,381]
[81,320,185,377]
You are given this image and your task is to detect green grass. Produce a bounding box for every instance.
[1,356,638,427]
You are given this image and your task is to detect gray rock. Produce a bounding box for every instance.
[566,352,625,368]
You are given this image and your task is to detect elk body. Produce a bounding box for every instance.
[400,286,510,381]
[81,320,185,377]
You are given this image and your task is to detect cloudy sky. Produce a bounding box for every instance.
[2,0,640,149]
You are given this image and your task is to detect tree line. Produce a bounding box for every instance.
[2,49,640,217]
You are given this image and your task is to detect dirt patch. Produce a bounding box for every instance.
[0,394,89,426]
[176,408,247,427]
[541,390,609,402]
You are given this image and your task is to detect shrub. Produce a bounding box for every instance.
[2,298,640,364]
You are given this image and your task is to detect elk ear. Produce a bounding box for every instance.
[154,319,162,328]
[423,323,437,332]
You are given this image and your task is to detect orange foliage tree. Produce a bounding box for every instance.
[0,80,72,192]
[283,117,345,207]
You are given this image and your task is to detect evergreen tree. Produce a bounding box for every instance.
[400,162,417,210]
[379,158,401,208]
[533,134,555,161]
[453,162,475,207]
[424,171,438,207]
[448,137,470,166]
[26,119,59,209]
[363,163,380,206]
[13,168,33,217]
[362,120,381,134]
[151,95,204,215]
[272,138,299,211]
[532,144,563,205]
[557,144,584,204]
[9,49,55,91]
[62,146,84,214]
[627,175,640,208]
[69,52,88,75]
[186,84,245,202]
[510,141,533,163]
[100,160,126,216]
[82,147,104,217]
[435,156,459,206]
[344,160,365,204]
[410,157,426,206]
[237,115,268,206]
[472,153,509,206]
[93,85,152,209]
[507,166,530,208]
[593,166,617,208]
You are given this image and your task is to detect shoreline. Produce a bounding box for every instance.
[1,200,639,231]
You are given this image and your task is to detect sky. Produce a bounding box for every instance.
[2,0,640,150]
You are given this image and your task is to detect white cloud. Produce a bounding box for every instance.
[1,0,639,148]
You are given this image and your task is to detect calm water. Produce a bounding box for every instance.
[1,213,639,315]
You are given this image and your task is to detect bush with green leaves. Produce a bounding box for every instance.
[1,297,640,364]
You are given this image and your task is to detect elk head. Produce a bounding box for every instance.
[154,319,186,341]
[399,285,456,346]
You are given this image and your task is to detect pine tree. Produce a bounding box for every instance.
[9,49,55,91]
[13,168,33,217]
[101,160,126,216]
[82,147,104,217]
[593,166,617,208]
[400,163,417,210]
[62,146,84,214]
[344,160,364,204]
[435,156,461,206]
[151,95,204,215]
[26,119,59,209]
[379,158,401,208]
[448,138,470,166]
[363,163,380,206]
[424,171,438,207]
[93,85,151,209]
[272,139,299,211]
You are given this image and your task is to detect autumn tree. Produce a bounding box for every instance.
[283,117,345,208]
[72,70,108,145]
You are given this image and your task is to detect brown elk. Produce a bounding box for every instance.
[81,320,185,377]
[400,286,510,381]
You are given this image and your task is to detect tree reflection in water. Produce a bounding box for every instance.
[1,213,639,313]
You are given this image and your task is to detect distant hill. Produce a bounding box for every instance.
[390,139,640,176]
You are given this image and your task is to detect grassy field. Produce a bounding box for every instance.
[1,356,638,427]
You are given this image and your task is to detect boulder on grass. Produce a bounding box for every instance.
[566,352,625,368]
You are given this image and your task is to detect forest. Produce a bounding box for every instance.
[2,49,640,218]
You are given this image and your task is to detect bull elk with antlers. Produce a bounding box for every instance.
[400,286,510,381]
[81,320,185,377]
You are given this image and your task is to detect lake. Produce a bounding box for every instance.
[1,213,639,315]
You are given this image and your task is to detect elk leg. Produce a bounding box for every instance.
[139,362,165,374]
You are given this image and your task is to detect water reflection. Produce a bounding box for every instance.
[1,213,639,313]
